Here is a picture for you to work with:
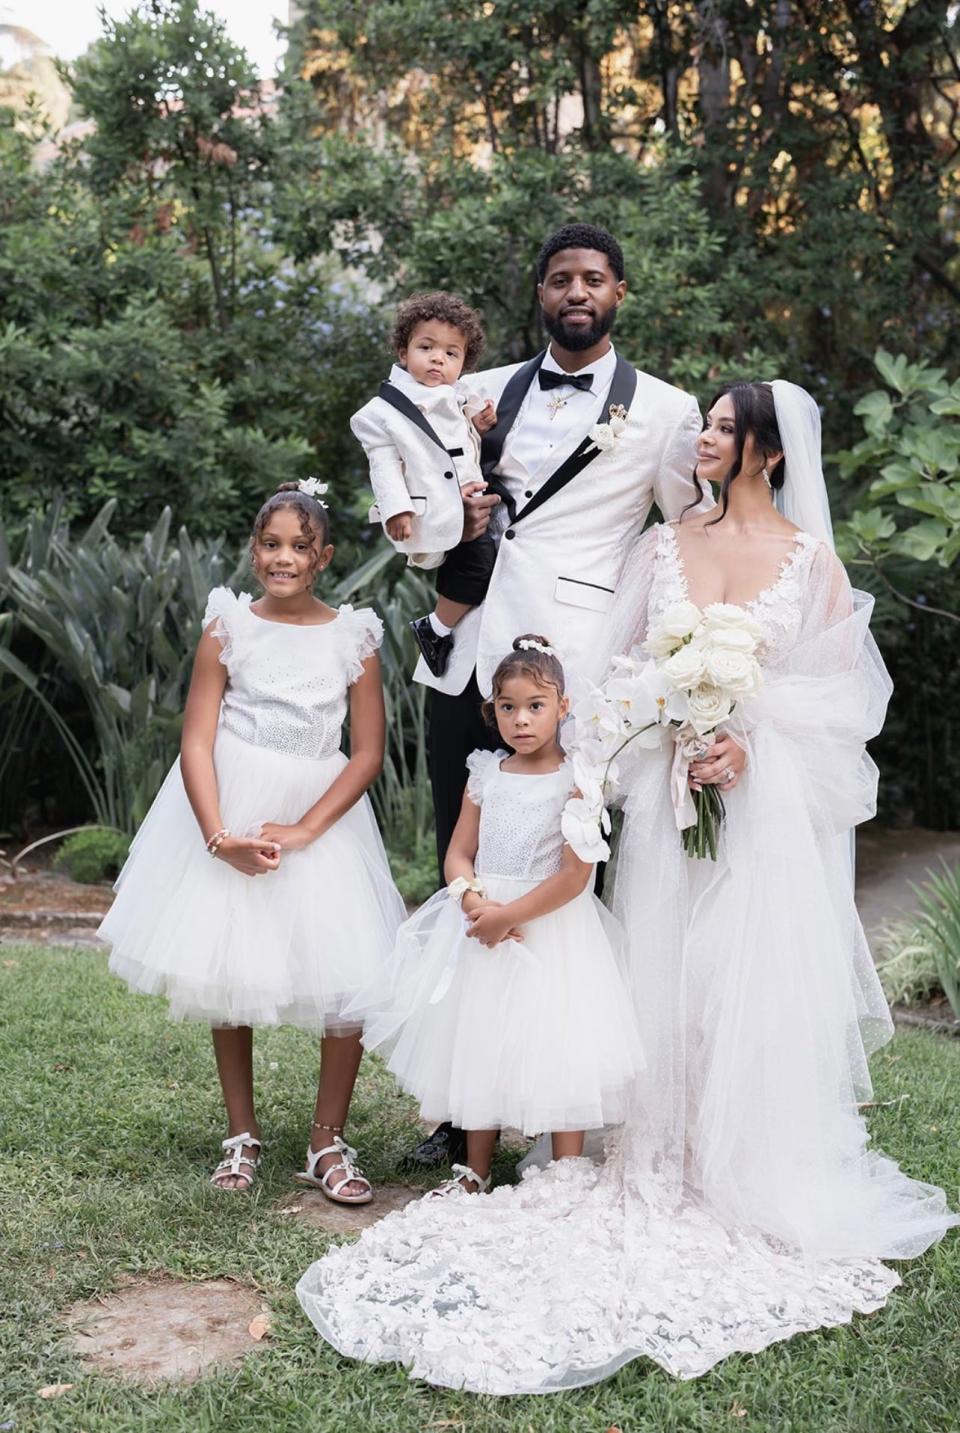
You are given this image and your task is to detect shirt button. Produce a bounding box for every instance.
[443,470,454,479]
[524,490,533,498]
[505,529,515,540]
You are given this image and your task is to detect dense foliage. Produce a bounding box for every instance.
[1,0,958,839]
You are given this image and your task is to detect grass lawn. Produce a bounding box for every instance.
[2,943,959,1433]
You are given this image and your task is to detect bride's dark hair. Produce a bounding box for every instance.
[684,381,785,527]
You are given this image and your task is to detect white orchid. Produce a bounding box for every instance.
[561,795,611,864]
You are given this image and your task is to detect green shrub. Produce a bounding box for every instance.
[914,862,960,1019]
[55,828,130,884]
[873,919,944,1009]
[388,840,439,908]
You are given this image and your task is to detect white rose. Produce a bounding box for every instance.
[662,641,707,691]
[707,625,758,652]
[608,412,628,437]
[589,422,616,451]
[561,797,611,864]
[702,603,763,640]
[686,683,734,736]
[644,627,681,659]
[659,600,705,640]
[703,646,762,695]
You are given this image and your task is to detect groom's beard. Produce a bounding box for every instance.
[541,303,617,353]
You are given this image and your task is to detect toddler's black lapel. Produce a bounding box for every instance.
[378,382,448,452]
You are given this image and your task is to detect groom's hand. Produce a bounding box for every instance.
[460,481,500,541]
[688,734,746,792]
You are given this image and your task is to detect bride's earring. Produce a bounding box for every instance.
[761,466,772,489]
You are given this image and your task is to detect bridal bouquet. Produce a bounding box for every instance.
[562,602,763,861]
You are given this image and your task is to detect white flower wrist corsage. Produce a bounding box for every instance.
[448,876,486,905]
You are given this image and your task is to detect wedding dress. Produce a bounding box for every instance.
[296,386,957,1393]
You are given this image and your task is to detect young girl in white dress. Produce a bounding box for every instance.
[100,481,406,1200]
[360,634,644,1196]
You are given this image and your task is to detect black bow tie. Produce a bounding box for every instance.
[538,369,593,393]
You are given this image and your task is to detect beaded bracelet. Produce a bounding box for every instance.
[206,828,228,857]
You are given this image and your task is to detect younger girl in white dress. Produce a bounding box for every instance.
[100,482,405,1199]
[361,634,644,1195]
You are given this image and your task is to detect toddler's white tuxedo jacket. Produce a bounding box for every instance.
[350,364,482,570]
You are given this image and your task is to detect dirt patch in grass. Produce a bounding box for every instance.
[64,1277,269,1383]
[280,1183,421,1234]
[0,871,114,914]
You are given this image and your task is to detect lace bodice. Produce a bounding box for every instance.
[466,749,574,882]
[203,588,382,761]
[651,523,820,665]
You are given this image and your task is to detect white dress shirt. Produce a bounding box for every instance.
[499,345,618,501]
[386,363,480,486]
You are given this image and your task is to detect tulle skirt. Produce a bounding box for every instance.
[363,874,645,1134]
[100,727,406,1031]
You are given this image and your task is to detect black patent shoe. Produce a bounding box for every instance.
[398,1121,467,1171]
[410,615,454,677]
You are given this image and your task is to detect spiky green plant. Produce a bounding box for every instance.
[872,918,944,1009]
[0,500,245,831]
[912,861,960,1019]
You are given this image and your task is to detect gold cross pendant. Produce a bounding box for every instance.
[547,394,568,419]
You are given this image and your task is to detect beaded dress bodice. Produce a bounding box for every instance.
[203,588,382,762]
[651,523,820,666]
[466,749,575,882]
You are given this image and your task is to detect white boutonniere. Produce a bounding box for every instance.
[588,403,629,453]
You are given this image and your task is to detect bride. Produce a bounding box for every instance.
[296,379,957,1393]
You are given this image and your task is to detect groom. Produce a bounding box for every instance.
[403,221,709,1169]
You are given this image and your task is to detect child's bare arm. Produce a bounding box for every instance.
[465,843,591,946]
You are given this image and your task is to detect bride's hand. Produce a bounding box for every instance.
[688,733,746,792]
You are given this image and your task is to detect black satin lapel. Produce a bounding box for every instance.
[608,352,639,415]
[378,382,447,452]
[480,352,546,478]
[512,356,638,525]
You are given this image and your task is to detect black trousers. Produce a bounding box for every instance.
[427,673,499,881]
[435,534,497,607]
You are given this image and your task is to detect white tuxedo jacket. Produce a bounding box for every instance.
[350,377,482,569]
[412,350,705,697]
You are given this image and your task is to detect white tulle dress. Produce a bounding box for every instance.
[360,749,644,1134]
[295,525,957,1393]
[101,589,406,1032]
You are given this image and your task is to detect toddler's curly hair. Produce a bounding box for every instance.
[392,292,486,371]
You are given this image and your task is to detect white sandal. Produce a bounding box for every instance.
[424,1162,492,1199]
[211,1132,262,1191]
[294,1134,373,1206]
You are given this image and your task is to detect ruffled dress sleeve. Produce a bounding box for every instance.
[202,586,252,672]
[465,748,503,806]
[340,604,385,685]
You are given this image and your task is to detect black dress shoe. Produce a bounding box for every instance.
[398,1121,467,1171]
[410,615,454,677]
